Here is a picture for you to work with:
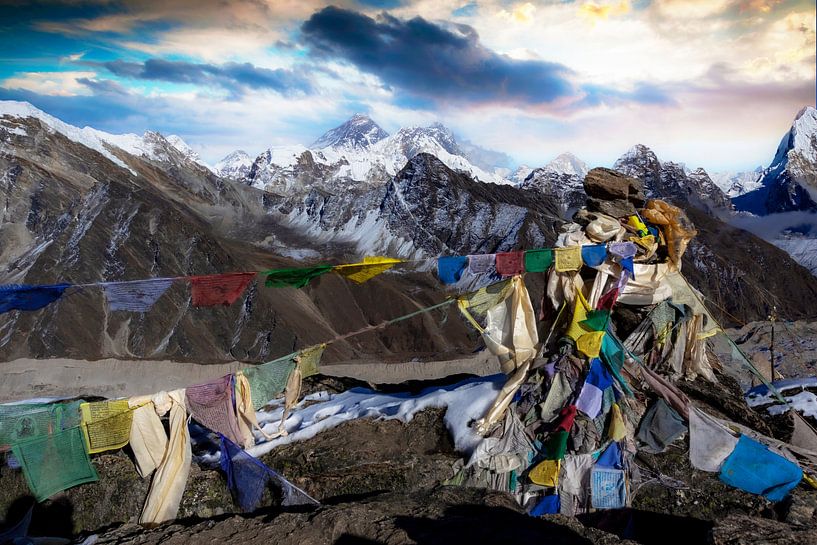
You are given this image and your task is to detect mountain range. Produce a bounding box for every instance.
[1,99,816,363]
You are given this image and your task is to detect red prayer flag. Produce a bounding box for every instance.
[597,287,620,311]
[495,251,525,277]
[554,405,577,432]
[190,273,255,307]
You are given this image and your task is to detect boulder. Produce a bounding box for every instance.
[583,168,645,218]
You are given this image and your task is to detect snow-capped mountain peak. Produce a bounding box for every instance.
[311,113,389,151]
[542,152,589,179]
[214,150,254,180]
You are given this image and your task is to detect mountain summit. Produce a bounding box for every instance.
[311,113,389,151]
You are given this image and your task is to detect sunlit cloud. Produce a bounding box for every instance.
[578,0,631,22]
[1,71,97,96]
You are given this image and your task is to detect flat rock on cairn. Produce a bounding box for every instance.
[583,167,646,218]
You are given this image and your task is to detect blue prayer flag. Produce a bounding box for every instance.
[530,494,560,516]
[719,435,802,502]
[0,284,71,314]
[581,245,608,267]
[437,256,468,284]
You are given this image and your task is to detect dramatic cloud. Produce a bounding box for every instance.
[96,59,314,97]
[301,6,577,106]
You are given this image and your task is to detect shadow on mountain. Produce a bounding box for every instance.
[577,508,713,545]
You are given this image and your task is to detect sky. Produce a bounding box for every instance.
[0,0,814,172]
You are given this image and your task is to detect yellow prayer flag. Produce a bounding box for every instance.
[554,246,582,272]
[80,400,133,454]
[333,256,403,284]
[608,403,627,441]
[565,289,591,342]
[529,459,561,487]
[576,331,605,358]
[297,344,326,378]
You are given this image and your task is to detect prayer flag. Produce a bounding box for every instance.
[542,430,569,460]
[689,408,739,473]
[580,310,610,332]
[12,427,98,502]
[596,441,623,469]
[591,468,626,509]
[243,357,297,410]
[0,284,71,314]
[524,249,553,273]
[190,273,255,307]
[437,256,468,284]
[529,459,561,487]
[554,246,583,272]
[102,278,174,312]
[554,405,577,433]
[265,265,333,289]
[608,241,637,259]
[79,400,132,454]
[719,435,802,502]
[333,257,402,284]
[576,359,614,418]
[468,254,496,275]
[496,251,525,276]
[219,434,318,512]
[597,288,619,311]
[608,404,627,441]
[296,344,325,378]
[577,331,605,359]
[581,245,607,267]
[530,495,561,516]
[186,375,245,445]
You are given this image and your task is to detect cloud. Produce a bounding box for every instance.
[301,6,578,107]
[95,59,314,97]
[578,0,631,21]
[1,71,98,96]
[498,2,537,24]
[76,77,131,96]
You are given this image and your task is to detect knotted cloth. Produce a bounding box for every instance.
[190,272,255,306]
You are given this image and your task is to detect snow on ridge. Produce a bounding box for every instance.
[0,100,133,172]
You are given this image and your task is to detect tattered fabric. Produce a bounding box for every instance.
[635,398,686,454]
[295,344,325,378]
[719,435,802,502]
[437,256,469,284]
[559,453,593,516]
[581,245,607,268]
[265,265,333,289]
[101,278,174,312]
[0,283,71,314]
[689,407,739,473]
[219,434,319,512]
[190,272,255,306]
[495,251,525,277]
[524,249,553,273]
[186,375,244,446]
[333,256,402,284]
[134,389,191,525]
[12,427,98,502]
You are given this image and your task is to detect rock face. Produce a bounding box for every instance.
[582,167,645,218]
[613,144,733,215]
[520,153,589,216]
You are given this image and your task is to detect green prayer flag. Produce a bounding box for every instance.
[243,357,296,410]
[542,430,569,460]
[12,427,98,502]
[524,249,553,273]
[264,265,333,289]
[581,310,611,332]
[0,401,82,451]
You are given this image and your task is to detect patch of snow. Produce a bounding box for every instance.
[541,152,588,179]
[710,169,764,197]
[247,374,504,458]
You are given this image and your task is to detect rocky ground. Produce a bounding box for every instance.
[3,370,817,545]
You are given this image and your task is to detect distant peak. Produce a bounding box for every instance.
[795,105,816,122]
[542,152,588,178]
[311,113,388,150]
